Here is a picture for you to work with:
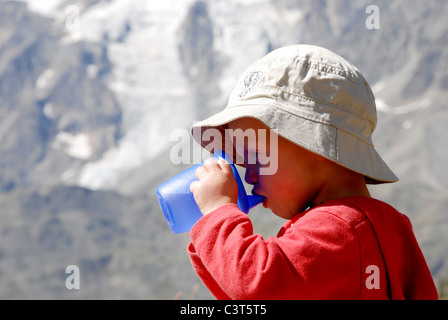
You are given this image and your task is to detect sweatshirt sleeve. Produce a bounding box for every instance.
[187,203,361,300]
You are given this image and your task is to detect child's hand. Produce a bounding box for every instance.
[189,158,239,215]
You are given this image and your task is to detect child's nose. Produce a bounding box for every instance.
[244,163,259,185]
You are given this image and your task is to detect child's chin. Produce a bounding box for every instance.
[263,199,277,215]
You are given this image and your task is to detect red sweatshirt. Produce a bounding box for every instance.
[187,196,438,300]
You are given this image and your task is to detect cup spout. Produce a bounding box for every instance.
[247,194,265,209]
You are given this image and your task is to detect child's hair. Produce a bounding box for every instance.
[191,44,398,184]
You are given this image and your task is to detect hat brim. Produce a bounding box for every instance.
[191,103,398,185]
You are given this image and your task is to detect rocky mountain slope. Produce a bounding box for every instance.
[0,0,447,299]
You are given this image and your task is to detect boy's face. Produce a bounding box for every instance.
[228,118,323,220]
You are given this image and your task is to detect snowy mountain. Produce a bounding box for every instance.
[0,0,447,299]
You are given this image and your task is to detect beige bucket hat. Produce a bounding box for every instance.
[191,44,398,184]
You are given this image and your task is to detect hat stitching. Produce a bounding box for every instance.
[255,84,376,131]
[307,61,366,87]
[225,95,375,146]
[271,100,374,147]
[272,55,366,87]
[275,123,335,159]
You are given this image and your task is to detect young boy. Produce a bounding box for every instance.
[187,45,438,299]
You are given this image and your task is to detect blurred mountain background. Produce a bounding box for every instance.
[0,0,447,299]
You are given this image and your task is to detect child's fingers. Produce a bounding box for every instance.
[196,158,232,180]
[189,180,198,194]
[195,165,207,179]
[217,158,232,174]
[202,157,220,170]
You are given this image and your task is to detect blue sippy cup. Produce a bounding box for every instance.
[155,149,265,234]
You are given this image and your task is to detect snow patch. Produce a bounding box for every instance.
[36,68,55,90]
[17,0,66,17]
[52,132,93,160]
